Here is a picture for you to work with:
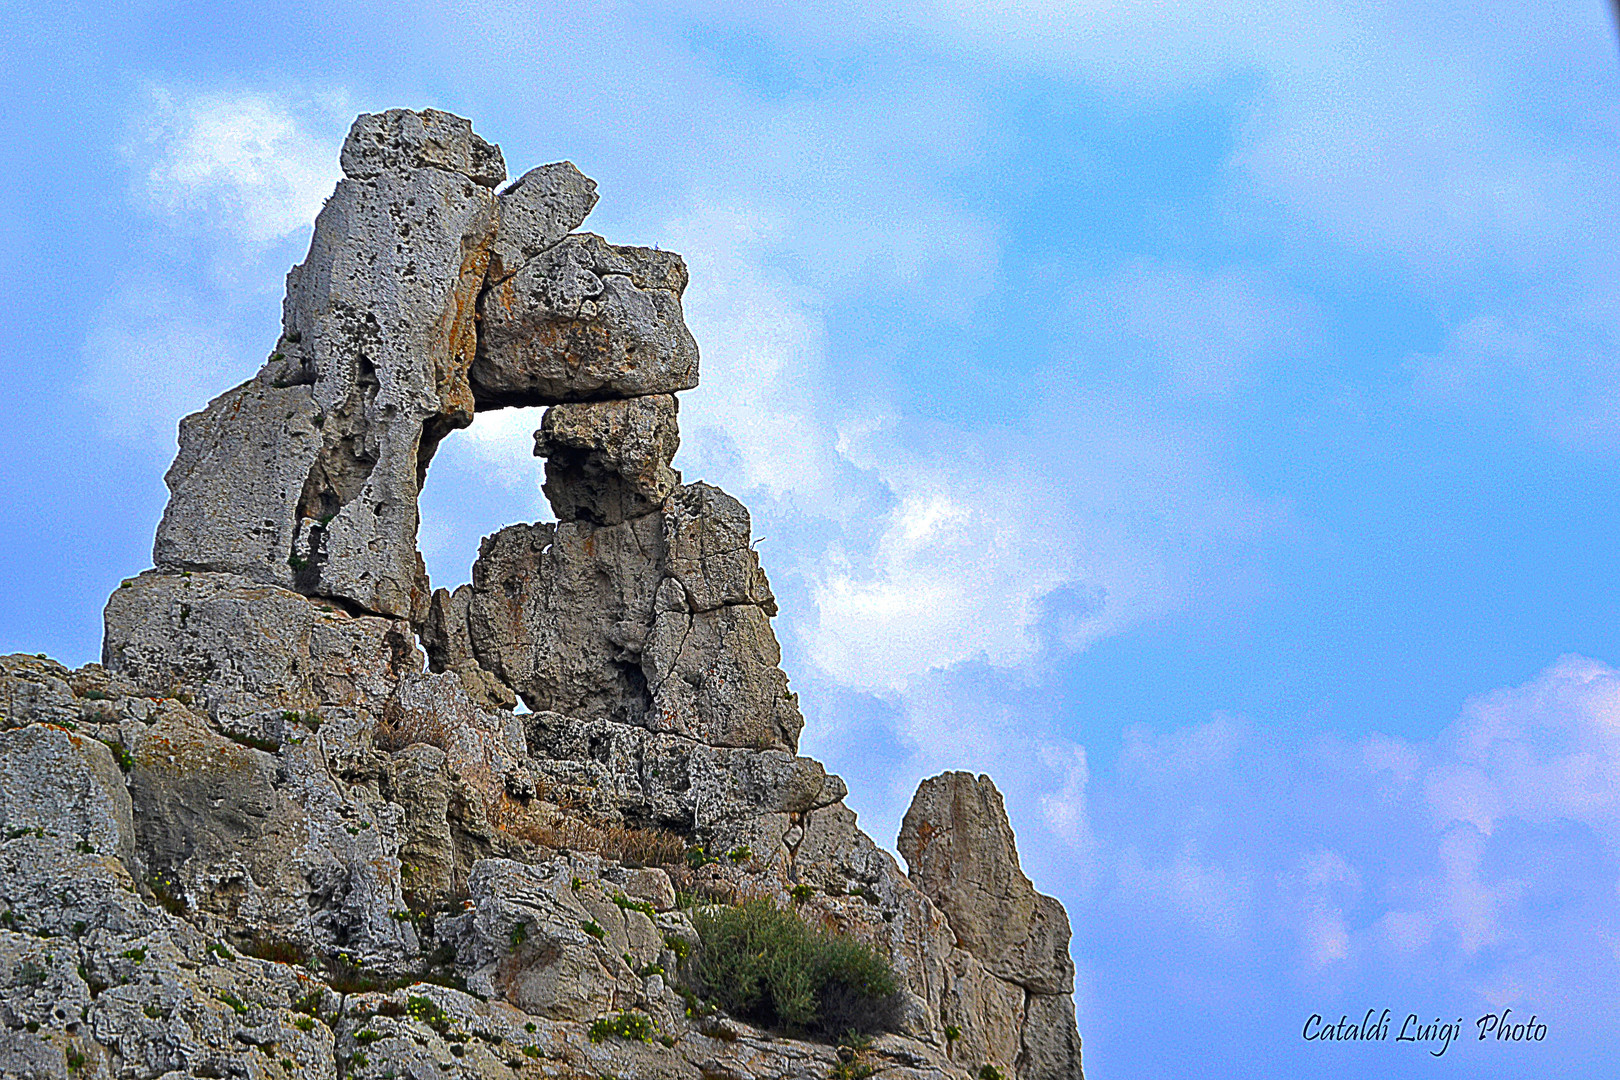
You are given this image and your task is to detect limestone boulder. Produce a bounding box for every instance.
[644,599,802,751]
[103,570,418,724]
[474,233,699,406]
[898,773,1074,996]
[155,108,501,619]
[488,161,599,281]
[0,724,135,871]
[339,107,505,184]
[465,515,665,721]
[535,394,681,525]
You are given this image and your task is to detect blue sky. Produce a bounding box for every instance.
[2,1,1619,1075]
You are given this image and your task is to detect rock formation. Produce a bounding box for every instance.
[1,109,1083,1080]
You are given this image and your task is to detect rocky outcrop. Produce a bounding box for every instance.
[2,109,1082,1080]
[899,773,1084,1078]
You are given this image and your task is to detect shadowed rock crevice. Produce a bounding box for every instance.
[3,108,1083,1080]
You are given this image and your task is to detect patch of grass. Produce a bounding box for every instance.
[692,898,898,1038]
[978,1067,1004,1080]
[293,1016,316,1032]
[219,992,250,1016]
[74,840,95,855]
[144,1004,164,1019]
[509,921,528,950]
[372,707,449,752]
[684,846,721,870]
[83,689,111,701]
[353,1030,383,1045]
[726,846,752,864]
[65,1049,86,1072]
[663,933,691,961]
[499,817,685,867]
[16,959,46,986]
[612,893,656,918]
[206,942,231,960]
[100,739,134,773]
[580,920,605,941]
[242,936,310,966]
[791,884,816,903]
[119,947,146,963]
[405,995,450,1034]
[588,1011,657,1044]
[149,873,187,916]
[944,1023,961,1042]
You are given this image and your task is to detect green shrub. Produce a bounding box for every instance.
[692,898,898,1038]
[588,1010,657,1043]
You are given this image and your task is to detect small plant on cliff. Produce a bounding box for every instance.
[588,1010,657,1044]
[692,897,898,1039]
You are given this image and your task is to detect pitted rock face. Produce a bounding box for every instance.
[474,234,699,407]
[534,394,681,525]
[149,109,697,621]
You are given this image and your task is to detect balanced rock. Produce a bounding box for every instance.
[535,394,681,525]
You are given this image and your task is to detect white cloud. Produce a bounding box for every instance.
[130,86,345,246]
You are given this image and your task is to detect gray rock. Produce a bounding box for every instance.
[474,234,699,406]
[644,602,802,751]
[444,857,658,1021]
[103,570,418,725]
[340,108,506,185]
[488,162,599,280]
[156,109,500,619]
[660,484,775,614]
[0,725,135,870]
[535,394,681,525]
[466,515,665,721]
[1019,993,1085,1080]
[898,773,1075,995]
[422,584,518,711]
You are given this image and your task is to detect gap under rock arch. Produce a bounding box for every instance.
[415,405,555,598]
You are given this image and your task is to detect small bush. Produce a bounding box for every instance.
[588,1011,657,1043]
[581,920,606,940]
[100,739,134,773]
[693,898,898,1038]
[372,708,449,752]
[612,893,656,918]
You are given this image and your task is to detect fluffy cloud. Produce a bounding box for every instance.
[129,86,345,246]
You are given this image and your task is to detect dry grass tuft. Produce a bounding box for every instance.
[373,708,450,752]
[498,812,687,868]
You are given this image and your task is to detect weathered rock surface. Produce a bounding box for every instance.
[4,108,1081,1080]
[535,394,681,525]
[474,234,699,407]
[899,773,1083,1078]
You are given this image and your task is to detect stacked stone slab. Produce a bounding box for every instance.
[1,110,1083,1080]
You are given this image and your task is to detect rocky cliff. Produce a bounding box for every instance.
[0,109,1084,1080]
